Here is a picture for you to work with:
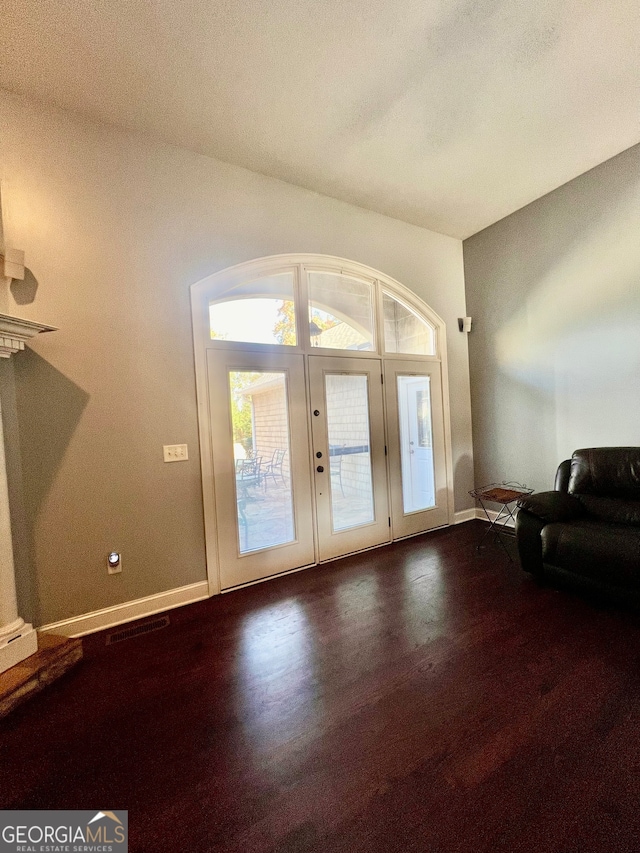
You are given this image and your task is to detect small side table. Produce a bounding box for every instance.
[469,483,533,560]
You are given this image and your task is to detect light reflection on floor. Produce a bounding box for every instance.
[238,598,323,743]
[399,553,447,647]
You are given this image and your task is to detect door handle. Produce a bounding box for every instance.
[316,465,324,473]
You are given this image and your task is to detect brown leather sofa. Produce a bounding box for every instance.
[515,447,640,602]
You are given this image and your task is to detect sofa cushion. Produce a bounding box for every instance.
[569,448,640,499]
[542,520,640,588]
[575,495,640,527]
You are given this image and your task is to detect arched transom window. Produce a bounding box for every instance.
[205,259,439,358]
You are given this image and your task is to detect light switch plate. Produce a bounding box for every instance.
[163,444,188,462]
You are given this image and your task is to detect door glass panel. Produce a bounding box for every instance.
[383,292,435,355]
[397,376,435,512]
[230,370,295,552]
[210,272,296,345]
[308,272,375,351]
[325,374,375,530]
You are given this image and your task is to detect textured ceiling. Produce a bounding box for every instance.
[1,0,639,238]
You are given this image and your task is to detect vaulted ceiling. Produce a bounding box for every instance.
[2,0,639,238]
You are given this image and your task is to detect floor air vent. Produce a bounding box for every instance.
[106,615,170,645]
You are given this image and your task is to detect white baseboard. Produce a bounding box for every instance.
[476,507,516,528]
[38,580,210,638]
[454,507,518,528]
[453,508,476,524]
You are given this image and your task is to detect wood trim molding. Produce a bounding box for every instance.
[454,508,517,528]
[453,508,476,524]
[476,507,516,527]
[37,581,210,638]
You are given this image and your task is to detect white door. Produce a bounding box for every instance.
[207,349,315,589]
[308,356,391,561]
[384,359,448,537]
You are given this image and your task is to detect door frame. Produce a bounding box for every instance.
[191,254,455,595]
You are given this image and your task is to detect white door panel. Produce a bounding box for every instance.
[309,356,391,561]
[207,349,315,589]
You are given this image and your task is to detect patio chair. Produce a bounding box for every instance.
[330,447,345,496]
[264,449,286,488]
[236,456,263,489]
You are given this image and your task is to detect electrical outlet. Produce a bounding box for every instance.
[163,444,188,462]
[107,552,122,574]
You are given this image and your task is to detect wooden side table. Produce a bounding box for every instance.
[469,483,533,559]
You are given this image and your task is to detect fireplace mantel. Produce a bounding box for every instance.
[0,312,56,674]
[0,312,57,358]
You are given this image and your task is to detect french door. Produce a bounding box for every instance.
[384,359,448,537]
[208,351,394,588]
[208,349,448,588]
[193,255,454,595]
[207,349,315,590]
[308,356,390,561]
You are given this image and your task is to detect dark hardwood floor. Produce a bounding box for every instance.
[2,521,640,852]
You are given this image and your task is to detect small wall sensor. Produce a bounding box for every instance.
[107,551,122,574]
[1,247,25,281]
[458,317,472,333]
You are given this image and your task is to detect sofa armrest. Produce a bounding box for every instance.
[515,510,545,575]
[555,459,572,492]
[517,491,584,523]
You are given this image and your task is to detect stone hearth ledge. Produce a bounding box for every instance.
[0,633,83,718]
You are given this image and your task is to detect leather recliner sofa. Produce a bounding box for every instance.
[515,447,640,602]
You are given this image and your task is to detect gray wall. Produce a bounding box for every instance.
[464,143,640,493]
[0,90,473,626]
